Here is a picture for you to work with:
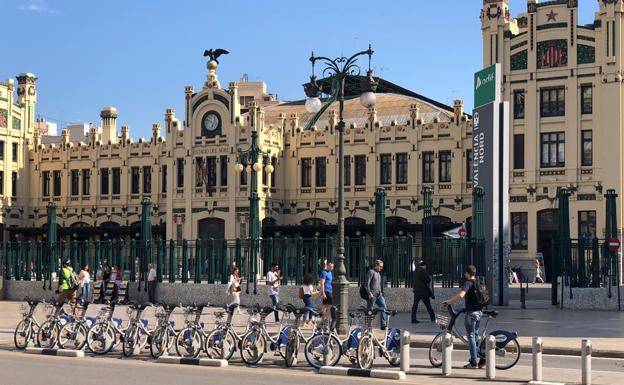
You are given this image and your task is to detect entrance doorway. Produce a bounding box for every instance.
[537,209,559,282]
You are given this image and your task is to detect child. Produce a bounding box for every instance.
[301,274,319,326]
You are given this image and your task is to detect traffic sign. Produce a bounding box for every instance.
[458,228,467,238]
[608,238,620,251]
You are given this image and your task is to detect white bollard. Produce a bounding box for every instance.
[532,337,543,383]
[486,335,496,379]
[400,330,410,373]
[442,332,453,376]
[581,339,592,385]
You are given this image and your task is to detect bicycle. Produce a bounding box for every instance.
[355,307,401,369]
[122,302,153,357]
[239,304,288,365]
[36,300,72,348]
[281,303,313,367]
[175,303,209,358]
[86,301,128,355]
[428,305,521,370]
[204,304,250,360]
[14,297,48,349]
[57,300,95,350]
[149,303,177,359]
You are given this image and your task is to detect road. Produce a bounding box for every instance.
[0,346,622,385]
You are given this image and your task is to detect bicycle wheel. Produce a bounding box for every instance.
[122,323,140,357]
[14,319,32,350]
[37,320,60,349]
[428,332,444,368]
[285,333,298,367]
[480,333,521,370]
[304,333,342,369]
[150,327,169,359]
[204,329,237,360]
[59,322,88,350]
[175,327,203,358]
[240,329,266,365]
[87,322,116,355]
[356,334,375,370]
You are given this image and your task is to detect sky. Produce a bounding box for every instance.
[0,0,597,138]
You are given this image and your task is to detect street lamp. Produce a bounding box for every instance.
[303,45,377,333]
[235,130,273,295]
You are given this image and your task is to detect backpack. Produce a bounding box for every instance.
[298,287,304,299]
[67,269,80,290]
[359,284,368,300]
[473,280,491,308]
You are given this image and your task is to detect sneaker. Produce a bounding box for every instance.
[380,326,387,330]
[463,362,477,369]
[478,359,486,369]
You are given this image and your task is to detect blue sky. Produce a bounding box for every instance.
[1,0,596,138]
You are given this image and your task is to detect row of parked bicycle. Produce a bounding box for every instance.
[13,297,402,369]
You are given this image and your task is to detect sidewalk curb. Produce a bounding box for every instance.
[319,366,406,380]
[527,381,567,385]
[409,339,624,359]
[157,356,228,367]
[24,347,84,357]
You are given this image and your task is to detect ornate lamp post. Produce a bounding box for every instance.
[303,45,377,333]
[235,130,273,294]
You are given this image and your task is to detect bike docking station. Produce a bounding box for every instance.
[24,347,84,358]
[157,356,228,368]
[527,337,592,385]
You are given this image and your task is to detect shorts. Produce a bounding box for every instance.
[322,293,333,305]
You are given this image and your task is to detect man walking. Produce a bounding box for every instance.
[147,263,157,304]
[266,263,281,322]
[365,260,387,329]
[443,265,486,369]
[319,261,334,319]
[56,259,78,315]
[412,260,435,323]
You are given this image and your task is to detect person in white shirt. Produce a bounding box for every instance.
[78,264,92,303]
[266,263,281,322]
[147,264,157,304]
[227,266,243,314]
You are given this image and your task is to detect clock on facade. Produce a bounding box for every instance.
[201,111,222,137]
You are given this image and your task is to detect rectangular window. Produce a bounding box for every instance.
[176,158,184,188]
[581,85,593,115]
[514,134,525,169]
[143,166,152,194]
[422,152,434,183]
[0,171,3,195]
[162,165,167,193]
[220,156,228,186]
[270,157,276,188]
[11,143,17,162]
[82,169,90,196]
[112,168,121,195]
[100,168,109,196]
[71,170,79,196]
[578,210,597,240]
[540,132,565,168]
[540,87,565,117]
[466,150,473,182]
[396,153,408,184]
[11,172,16,197]
[53,171,61,196]
[380,154,392,185]
[355,155,366,186]
[511,212,528,250]
[439,151,452,183]
[240,168,247,186]
[42,171,50,197]
[131,167,140,194]
[581,130,592,166]
[513,90,525,119]
[206,157,217,187]
[301,158,311,188]
[315,157,326,187]
[344,156,351,186]
[0,141,4,160]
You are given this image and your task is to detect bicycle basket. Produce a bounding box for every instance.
[435,314,450,329]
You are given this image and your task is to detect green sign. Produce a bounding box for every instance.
[474,64,500,109]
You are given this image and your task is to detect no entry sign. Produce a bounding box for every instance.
[458,228,467,238]
[608,238,620,251]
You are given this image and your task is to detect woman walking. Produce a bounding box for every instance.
[227,267,243,314]
[79,264,92,302]
[301,274,319,327]
[534,258,544,283]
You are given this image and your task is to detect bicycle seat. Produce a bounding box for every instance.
[261,306,275,315]
[385,310,397,317]
[226,303,239,312]
[306,308,321,317]
[483,310,499,318]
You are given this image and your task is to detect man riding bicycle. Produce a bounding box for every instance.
[442,265,486,369]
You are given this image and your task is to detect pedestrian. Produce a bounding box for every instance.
[102,260,111,283]
[227,266,243,314]
[147,263,157,304]
[114,264,122,282]
[56,259,78,315]
[266,263,281,322]
[365,260,388,330]
[534,258,544,283]
[78,264,92,303]
[319,261,334,320]
[301,274,320,326]
[443,265,486,369]
[411,260,435,323]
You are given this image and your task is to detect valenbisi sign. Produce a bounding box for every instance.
[472,64,509,306]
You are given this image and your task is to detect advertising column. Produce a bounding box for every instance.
[472,64,509,306]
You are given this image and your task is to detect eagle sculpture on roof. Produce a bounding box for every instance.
[203,48,230,64]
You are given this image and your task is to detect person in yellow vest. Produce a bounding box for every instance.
[56,259,77,315]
